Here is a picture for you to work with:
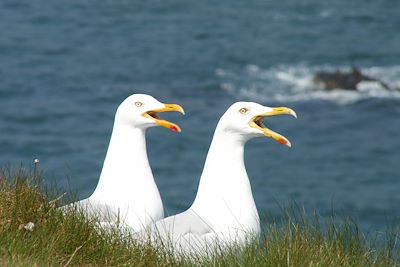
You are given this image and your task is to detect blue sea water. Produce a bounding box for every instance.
[1,0,400,232]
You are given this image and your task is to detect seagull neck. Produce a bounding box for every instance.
[203,130,246,171]
[192,129,250,206]
[104,124,149,167]
[190,128,260,236]
[92,124,153,197]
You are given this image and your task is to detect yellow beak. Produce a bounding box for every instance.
[249,107,297,147]
[143,104,185,132]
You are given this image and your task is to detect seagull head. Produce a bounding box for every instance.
[218,102,297,147]
[115,94,185,132]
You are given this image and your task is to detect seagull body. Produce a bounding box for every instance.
[140,102,296,256]
[61,94,184,231]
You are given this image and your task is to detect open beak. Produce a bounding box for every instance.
[249,107,297,147]
[143,104,185,132]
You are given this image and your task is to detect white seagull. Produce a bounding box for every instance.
[62,94,184,231]
[140,101,296,256]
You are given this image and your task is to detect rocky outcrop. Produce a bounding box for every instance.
[313,68,391,90]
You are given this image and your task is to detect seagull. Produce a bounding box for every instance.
[139,101,297,256]
[61,94,184,231]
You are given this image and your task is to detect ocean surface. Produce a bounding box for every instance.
[1,0,400,232]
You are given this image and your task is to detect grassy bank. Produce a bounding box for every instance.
[0,167,398,266]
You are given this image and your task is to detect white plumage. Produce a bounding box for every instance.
[61,94,184,231]
[139,101,297,256]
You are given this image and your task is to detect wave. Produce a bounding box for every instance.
[216,64,400,105]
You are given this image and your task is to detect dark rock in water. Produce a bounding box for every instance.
[313,68,391,90]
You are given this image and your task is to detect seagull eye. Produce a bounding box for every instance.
[239,107,249,114]
[135,101,143,107]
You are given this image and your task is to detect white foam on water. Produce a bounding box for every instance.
[217,64,400,105]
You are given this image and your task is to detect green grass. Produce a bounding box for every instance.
[0,167,399,266]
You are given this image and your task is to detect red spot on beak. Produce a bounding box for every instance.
[170,125,179,132]
[278,138,287,145]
